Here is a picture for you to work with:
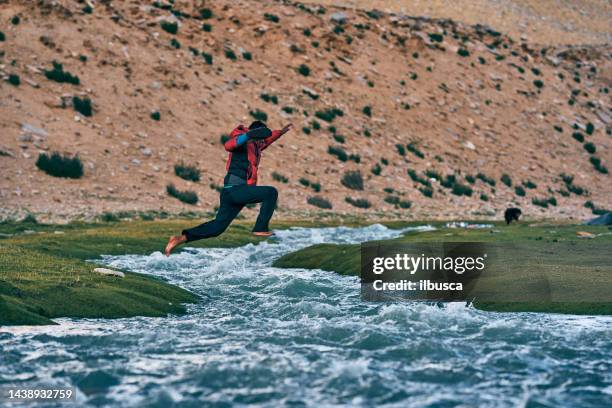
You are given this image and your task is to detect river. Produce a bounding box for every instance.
[1,225,611,407]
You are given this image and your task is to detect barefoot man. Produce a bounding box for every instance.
[165,121,293,256]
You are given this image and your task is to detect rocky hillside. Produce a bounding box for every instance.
[0,0,610,221]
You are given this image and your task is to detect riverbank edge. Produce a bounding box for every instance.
[272,223,612,315]
[1,217,409,326]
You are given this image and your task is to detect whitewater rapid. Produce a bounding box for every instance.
[1,224,611,407]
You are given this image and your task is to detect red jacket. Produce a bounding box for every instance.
[224,125,283,185]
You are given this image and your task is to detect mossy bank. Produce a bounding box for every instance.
[274,222,612,315]
[0,217,372,326]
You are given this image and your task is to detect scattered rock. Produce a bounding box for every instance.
[21,123,48,139]
[576,231,596,239]
[93,267,125,278]
[330,12,348,25]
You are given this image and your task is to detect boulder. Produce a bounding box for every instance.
[93,268,125,278]
[330,12,348,24]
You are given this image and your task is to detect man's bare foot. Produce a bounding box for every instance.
[165,234,187,256]
[253,231,274,237]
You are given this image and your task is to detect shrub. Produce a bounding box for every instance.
[225,49,237,60]
[11,15,20,25]
[83,5,93,13]
[398,199,412,209]
[260,93,278,104]
[73,96,92,116]
[307,196,332,209]
[272,171,288,183]
[451,183,473,196]
[362,105,372,117]
[345,197,371,209]
[202,23,212,32]
[384,195,400,205]
[385,195,411,209]
[585,122,594,135]
[349,154,360,163]
[440,174,456,189]
[302,126,311,134]
[299,177,321,192]
[341,171,364,190]
[282,106,294,114]
[457,48,470,57]
[303,28,311,36]
[36,152,83,179]
[44,61,80,85]
[242,51,252,60]
[328,145,348,161]
[419,187,433,198]
[583,142,596,154]
[160,21,178,34]
[297,64,310,76]
[533,80,544,89]
[311,120,321,130]
[428,33,443,43]
[8,74,20,86]
[522,180,537,189]
[315,108,343,122]
[22,214,38,224]
[570,132,585,143]
[371,163,381,175]
[201,52,213,65]
[250,109,267,121]
[501,174,512,187]
[406,143,425,159]
[151,111,161,121]
[515,186,526,196]
[532,197,549,208]
[408,169,431,187]
[480,193,489,201]
[476,172,496,186]
[264,13,279,23]
[396,144,406,156]
[167,184,198,205]
[170,38,181,49]
[174,163,201,182]
[0,31,5,41]
[590,156,608,174]
[333,134,345,143]
[199,8,213,19]
[425,170,441,181]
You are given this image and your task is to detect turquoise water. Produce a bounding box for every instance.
[1,225,611,407]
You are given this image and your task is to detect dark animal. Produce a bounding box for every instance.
[504,208,522,224]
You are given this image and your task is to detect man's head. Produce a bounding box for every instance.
[249,121,267,130]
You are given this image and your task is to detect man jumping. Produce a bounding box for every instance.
[164,121,293,256]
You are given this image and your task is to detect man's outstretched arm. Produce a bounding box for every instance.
[261,123,293,151]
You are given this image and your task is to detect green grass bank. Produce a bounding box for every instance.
[0,216,376,326]
[273,222,612,315]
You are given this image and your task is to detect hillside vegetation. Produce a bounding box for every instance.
[0,0,610,221]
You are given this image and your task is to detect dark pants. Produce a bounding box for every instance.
[182,185,278,242]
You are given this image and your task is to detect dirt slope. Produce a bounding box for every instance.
[0,0,610,222]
